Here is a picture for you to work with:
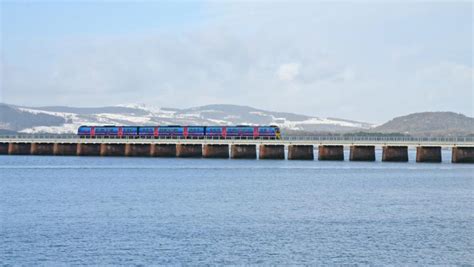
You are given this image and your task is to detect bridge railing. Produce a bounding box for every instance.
[0,135,473,143]
[283,136,474,142]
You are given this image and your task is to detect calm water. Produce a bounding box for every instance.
[1,150,473,265]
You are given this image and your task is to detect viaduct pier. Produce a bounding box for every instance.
[1,136,473,163]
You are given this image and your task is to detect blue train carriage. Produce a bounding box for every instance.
[94,126,119,137]
[77,125,138,138]
[185,126,205,138]
[77,125,93,138]
[122,126,138,137]
[257,125,281,140]
[138,126,157,137]
[225,125,256,139]
[92,126,138,138]
[205,126,225,138]
[77,125,120,138]
[223,125,281,139]
[157,125,184,138]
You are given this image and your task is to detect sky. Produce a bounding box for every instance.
[0,1,472,123]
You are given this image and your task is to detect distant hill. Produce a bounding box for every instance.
[0,104,67,132]
[1,103,471,136]
[0,103,373,134]
[373,112,474,136]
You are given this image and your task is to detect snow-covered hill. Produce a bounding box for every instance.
[0,103,374,134]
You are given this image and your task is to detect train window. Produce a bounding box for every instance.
[188,127,204,133]
[139,127,154,133]
[227,127,253,133]
[95,127,118,134]
[159,127,183,133]
[259,127,274,133]
[206,127,222,133]
[123,127,137,132]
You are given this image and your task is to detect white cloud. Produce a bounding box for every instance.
[1,2,472,122]
[277,63,300,82]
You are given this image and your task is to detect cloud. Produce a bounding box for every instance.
[1,2,472,122]
[3,29,354,110]
[277,63,300,82]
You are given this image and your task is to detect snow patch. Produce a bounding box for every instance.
[96,113,151,124]
[20,124,78,134]
[18,107,75,119]
[207,119,229,125]
[116,103,163,114]
[249,111,270,116]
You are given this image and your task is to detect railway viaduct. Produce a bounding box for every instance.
[0,136,473,163]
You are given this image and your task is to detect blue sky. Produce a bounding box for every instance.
[2,2,204,37]
[1,1,472,122]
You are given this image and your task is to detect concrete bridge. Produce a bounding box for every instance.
[0,135,473,163]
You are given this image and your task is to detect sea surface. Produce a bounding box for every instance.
[1,150,473,265]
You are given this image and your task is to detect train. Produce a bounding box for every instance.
[77,125,281,139]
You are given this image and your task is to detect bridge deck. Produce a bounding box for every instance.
[1,136,473,147]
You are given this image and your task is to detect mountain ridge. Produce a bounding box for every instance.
[0,103,472,136]
[0,103,372,134]
[373,111,474,136]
